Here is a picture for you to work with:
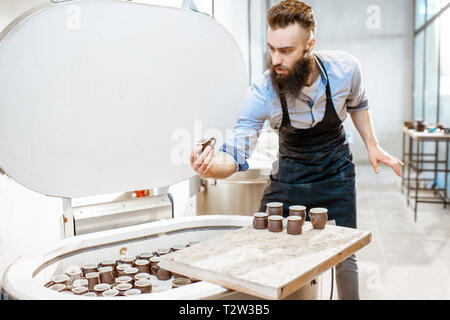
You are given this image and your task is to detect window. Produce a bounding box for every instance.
[413,0,450,125]
[439,9,450,124]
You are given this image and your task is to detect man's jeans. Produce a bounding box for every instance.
[335,254,359,300]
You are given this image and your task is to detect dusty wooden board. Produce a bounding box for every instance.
[159,223,371,300]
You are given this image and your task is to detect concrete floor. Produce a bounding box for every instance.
[1,163,449,300]
[352,163,450,300]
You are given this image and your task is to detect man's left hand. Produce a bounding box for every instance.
[368,146,405,177]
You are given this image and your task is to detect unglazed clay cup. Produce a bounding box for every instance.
[268,215,283,233]
[309,208,328,230]
[253,212,269,230]
[266,202,284,216]
[287,216,303,235]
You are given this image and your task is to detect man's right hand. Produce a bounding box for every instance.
[190,146,237,179]
[190,145,215,178]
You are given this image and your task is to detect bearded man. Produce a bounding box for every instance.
[190,0,403,299]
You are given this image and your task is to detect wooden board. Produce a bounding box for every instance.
[159,223,371,300]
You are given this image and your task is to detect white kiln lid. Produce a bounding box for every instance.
[0,0,248,198]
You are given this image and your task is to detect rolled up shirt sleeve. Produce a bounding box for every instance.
[346,58,369,113]
[219,76,271,172]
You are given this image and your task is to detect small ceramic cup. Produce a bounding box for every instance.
[116,276,133,285]
[102,289,119,297]
[268,215,284,233]
[197,137,216,152]
[116,283,133,296]
[94,283,111,296]
[157,248,171,256]
[135,279,152,294]
[289,205,307,225]
[120,256,136,266]
[71,286,89,295]
[82,262,99,276]
[72,278,89,288]
[149,257,160,276]
[253,212,269,230]
[134,259,151,274]
[138,252,153,260]
[51,274,70,286]
[99,267,115,284]
[266,202,284,216]
[116,263,132,277]
[172,278,192,288]
[287,216,303,235]
[85,272,100,292]
[309,208,328,230]
[135,273,152,282]
[49,284,67,292]
[124,289,142,296]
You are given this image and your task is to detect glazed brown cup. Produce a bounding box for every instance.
[51,274,70,286]
[124,267,139,284]
[82,262,99,276]
[266,202,284,216]
[309,208,328,230]
[151,265,172,281]
[253,212,269,230]
[135,279,152,294]
[85,272,100,292]
[49,284,67,292]
[124,289,141,296]
[197,137,216,152]
[71,286,89,295]
[171,244,187,252]
[116,276,133,285]
[135,273,152,281]
[116,263,132,277]
[99,267,115,284]
[172,278,192,288]
[157,248,171,256]
[134,259,151,274]
[102,289,119,297]
[138,252,153,260]
[94,283,111,296]
[268,215,283,233]
[120,256,136,266]
[287,216,303,235]
[149,257,160,276]
[65,266,83,284]
[289,205,307,225]
[116,282,133,296]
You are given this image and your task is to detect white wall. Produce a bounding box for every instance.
[307,0,414,162]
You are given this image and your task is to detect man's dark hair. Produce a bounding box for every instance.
[268,0,316,34]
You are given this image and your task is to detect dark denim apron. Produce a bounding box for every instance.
[259,55,357,229]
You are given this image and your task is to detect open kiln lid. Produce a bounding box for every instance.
[0,0,248,198]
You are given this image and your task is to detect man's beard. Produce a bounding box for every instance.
[267,53,313,99]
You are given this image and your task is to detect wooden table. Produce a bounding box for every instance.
[159,223,371,300]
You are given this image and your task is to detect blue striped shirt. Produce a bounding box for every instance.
[220,50,369,172]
